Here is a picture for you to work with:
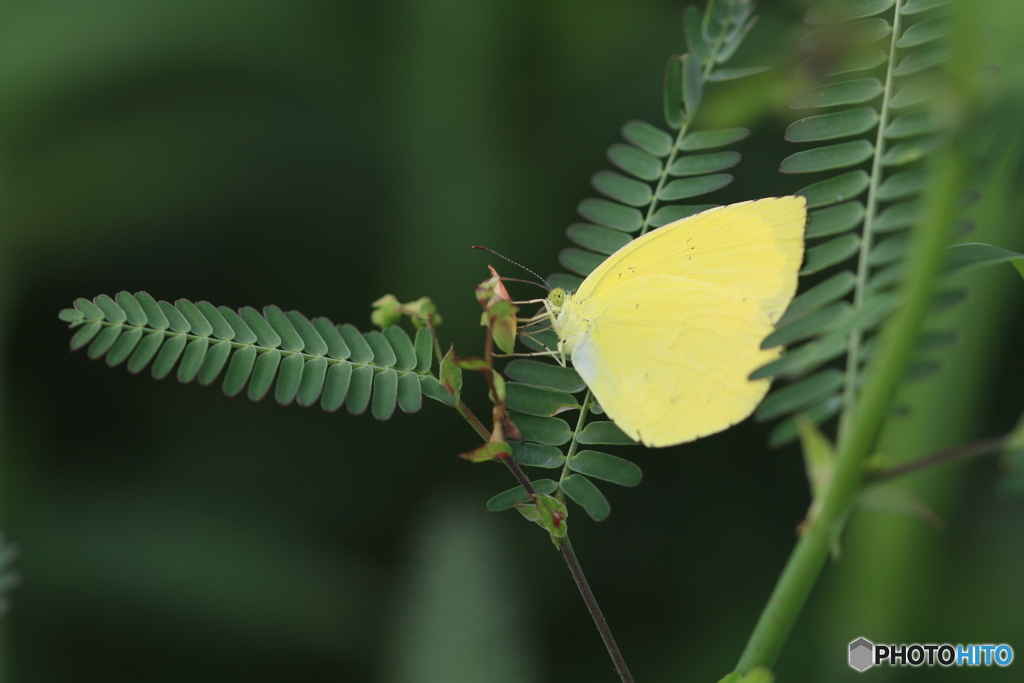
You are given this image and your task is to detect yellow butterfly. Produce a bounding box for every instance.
[545,196,806,448]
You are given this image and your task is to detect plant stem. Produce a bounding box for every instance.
[456,399,490,441]
[837,0,905,449]
[504,456,537,497]
[867,435,1008,483]
[558,537,634,683]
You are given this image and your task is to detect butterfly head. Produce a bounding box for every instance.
[548,287,566,310]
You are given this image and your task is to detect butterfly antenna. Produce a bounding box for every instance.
[472,245,552,291]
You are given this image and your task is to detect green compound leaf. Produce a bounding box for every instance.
[577,421,638,445]
[176,339,209,387]
[94,294,127,323]
[663,54,685,129]
[780,140,874,174]
[74,297,105,321]
[504,360,586,393]
[779,271,856,323]
[874,200,921,233]
[567,224,633,255]
[892,44,950,77]
[650,204,719,226]
[197,339,231,386]
[607,144,663,181]
[785,108,879,143]
[293,356,329,406]
[707,66,770,82]
[486,479,559,512]
[681,51,704,117]
[115,291,147,326]
[220,307,257,344]
[197,301,234,340]
[806,201,866,238]
[346,364,374,415]
[152,334,186,380]
[567,450,642,487]
[88,326,122,361]
[504,383,580,417]
[668,151,741,176]
[274,353,304,405]
[755,369,845,422]
[944,243,1024,276]
[62,292,440,421]
[884,111,939,139]
[105,328,143,368]
[901,0,949,14]
[160,301,191,333]
[799,19,892,53]
[509,442,566,469]
[577,199,644,232]
[801,47,888,77]
[70,322,103,351]
[591,171,654,207]
[559,248,606,276]
[561,474,611,521]
[288,311,328,356]
[659,174,733,200]
[790,78,883,109]
[509,413,573,446]
[177,300,213,337]
[797,170,870,208]
[372,368,399,420]
[679,128,749,151]
[247,349,281,401]
[805,0,894,24]
[621,120,673,157]
[881,136,936,166]
[763,303,851,349]
[801,234,861,275]
[363,331,398,369]
[877,168,926,200]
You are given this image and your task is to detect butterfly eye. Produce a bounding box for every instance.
[549,288,566,307]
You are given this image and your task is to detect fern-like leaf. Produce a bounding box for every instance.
[61,292,442,419]
[760,0,955,446]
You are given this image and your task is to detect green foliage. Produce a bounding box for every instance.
[754,0,967,447]
[61,291,440,420]
[552,2,765,292]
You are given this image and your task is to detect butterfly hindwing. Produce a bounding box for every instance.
[568,279,781,447]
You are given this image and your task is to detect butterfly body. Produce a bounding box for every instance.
[549,196,807,448]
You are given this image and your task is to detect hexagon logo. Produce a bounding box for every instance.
[849,637,874,672]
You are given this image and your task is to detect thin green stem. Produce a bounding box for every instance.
[638,10,730,238]
[837,1,905,448]
[504,455,538,496]
[737,140,962,673]
[640,124,692,238]
[556,390,593,495]
[558,537,634,683]
[456,399,490,442]
[867,435,1008,484]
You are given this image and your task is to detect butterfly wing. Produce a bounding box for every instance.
[574,197,806,324]
[568,278,780,447]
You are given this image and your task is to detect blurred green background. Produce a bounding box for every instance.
[1,1,1022,681]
